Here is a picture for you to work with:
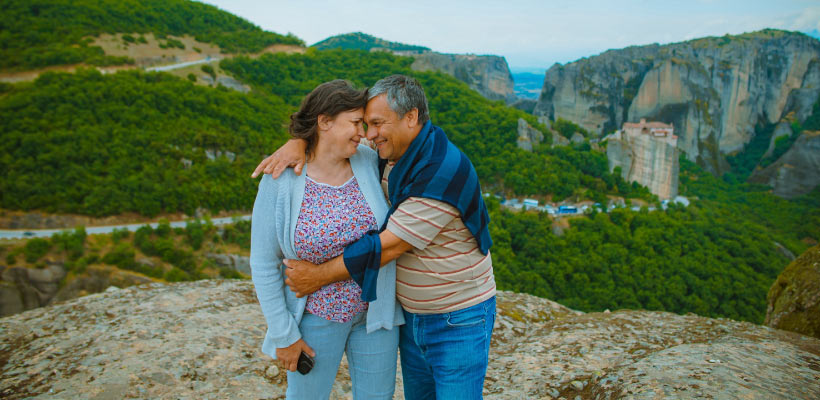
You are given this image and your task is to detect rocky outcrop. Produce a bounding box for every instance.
[410,52,516,103]
[2,281,819,399]
[0,264,65,317]
[606,120,680,199]
[310,32,516,103]
[763,120,795,158]
[509,98,537,113]
[766,244,820,338]
[534,30,820,174]
[516,118,544,151]
[205,252,250,275]
[748,130,820,198]
[0,264,153,317]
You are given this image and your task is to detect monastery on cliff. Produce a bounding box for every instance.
[606,119,679,200]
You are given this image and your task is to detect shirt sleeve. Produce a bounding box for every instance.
[386,197,459,250]
[249,175,302,354]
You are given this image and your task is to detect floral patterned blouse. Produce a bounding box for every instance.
[294,176,378,323]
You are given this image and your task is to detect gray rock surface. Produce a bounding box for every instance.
[205,253,250,276]
[410,52,516,103]
[533,30,820,175]
[763,120,795,158]
[606,128,680,199]
[516,118,544,151]
[215,76,250,93]
[2,281,819,399]
[749,130,820,198]
[0,264,66,317]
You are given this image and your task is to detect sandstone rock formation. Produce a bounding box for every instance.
[533,30,820,174]
[763,120,795,158]
[0,264,65,317]
[205,252,250,275]
[410,52,516,103]
[2,281,819,399]
[766,244,820,338]
[606,120,679,199]
[0,264,152,317]
[311,32,517,103]
[516,118,544,151]
[748,130,820,198]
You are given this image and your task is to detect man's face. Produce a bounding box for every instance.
[364,94,416,161]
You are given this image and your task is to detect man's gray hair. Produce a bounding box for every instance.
[368,75,430,126]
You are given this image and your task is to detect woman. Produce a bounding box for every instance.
[250,80,403,399]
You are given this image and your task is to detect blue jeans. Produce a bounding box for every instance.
[286,311,399,399]
[399,296,496,400]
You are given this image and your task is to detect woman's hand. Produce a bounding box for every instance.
[275,338,315,372]
[251,139,308,179]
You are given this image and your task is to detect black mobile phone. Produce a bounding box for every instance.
[297,351,314,375]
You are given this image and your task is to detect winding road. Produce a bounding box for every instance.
[0,215,251,240]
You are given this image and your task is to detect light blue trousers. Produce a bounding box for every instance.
[286,311,399,399]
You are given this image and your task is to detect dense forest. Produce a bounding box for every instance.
[312,32,430,53]
[489,157,820,323]
[488,201,784,323]
[0,50,646,217]
[0,69,291,216]
[0,0,303,70]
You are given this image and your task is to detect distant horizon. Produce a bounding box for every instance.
[202,0,820,70]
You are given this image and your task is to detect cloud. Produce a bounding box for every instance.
[787,6,820,32]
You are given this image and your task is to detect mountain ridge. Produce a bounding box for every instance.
[533,29,820,177]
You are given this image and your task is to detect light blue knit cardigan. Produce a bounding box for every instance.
[250,144,404,359]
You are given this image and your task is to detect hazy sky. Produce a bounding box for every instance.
[202,0,820,72]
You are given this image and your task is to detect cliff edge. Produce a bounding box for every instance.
[1,281,819,399]
[766,244,820,338]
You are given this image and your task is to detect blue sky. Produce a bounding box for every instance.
[202,0,820,72]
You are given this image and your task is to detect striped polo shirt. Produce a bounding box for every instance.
[382,163,496,314]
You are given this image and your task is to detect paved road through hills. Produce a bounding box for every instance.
[0,215,251,240]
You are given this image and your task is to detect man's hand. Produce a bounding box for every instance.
[283,259,327,297]
[284,258,350,297]
[275,338,315,372]
[251,139,308,179]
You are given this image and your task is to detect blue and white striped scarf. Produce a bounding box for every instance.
[344,121,492,301]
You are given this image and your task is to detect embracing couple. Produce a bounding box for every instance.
[250,75,496,399]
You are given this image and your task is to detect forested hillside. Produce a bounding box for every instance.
[0,0,303,70]
[221,50,650,202]
[0,69,291,216]
[312,32,430,52]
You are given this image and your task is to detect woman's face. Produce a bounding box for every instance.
[319,108,365,158]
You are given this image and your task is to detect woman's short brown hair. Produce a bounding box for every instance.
[289,80,368,158]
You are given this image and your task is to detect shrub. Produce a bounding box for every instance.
[155,219,172,237]
[111,228,131,242]
[201,64,216,79]
[24,238,52,263]
[186,222,205,250]
[165,267,191,282]
[51,227,86,260]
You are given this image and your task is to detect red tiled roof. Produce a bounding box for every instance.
[623,121,673,129]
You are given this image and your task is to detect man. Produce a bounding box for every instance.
[255,75,495,399]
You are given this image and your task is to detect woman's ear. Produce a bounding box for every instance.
[318,114,334,131]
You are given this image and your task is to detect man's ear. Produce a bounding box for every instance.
[405,108,419,129]
[318,114,333,131]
